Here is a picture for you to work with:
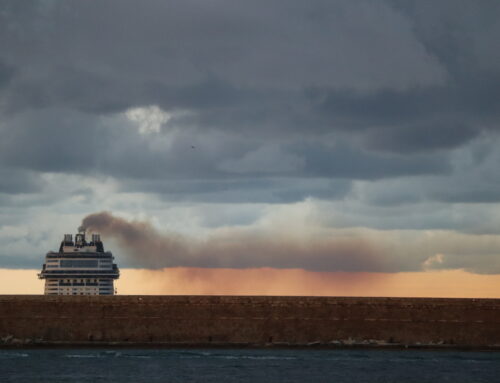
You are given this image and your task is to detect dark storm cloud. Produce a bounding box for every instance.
[365,122,478,153]
[314,83,498,153]
[0,169,42,194]
[0,60,15,90]
[299,142,450,179]
[0,104,451,204]
[310,0,500,152]
[0,1,448,113]
[0,0,499,203]
[0,108,108,173]
[124,177,352,204]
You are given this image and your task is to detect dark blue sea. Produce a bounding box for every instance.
[0,348,499,382]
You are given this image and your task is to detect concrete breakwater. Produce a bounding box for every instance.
[1,295,499,348]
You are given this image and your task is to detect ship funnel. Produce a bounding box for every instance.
[64,234,73,242]
[75,233,86,246]
[92,234,101,242]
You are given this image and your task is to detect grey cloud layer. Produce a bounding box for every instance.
[1,1,497,191]
[1,1,500,274]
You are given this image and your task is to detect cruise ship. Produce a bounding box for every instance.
[38,232,119,295]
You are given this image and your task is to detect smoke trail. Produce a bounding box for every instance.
[79,211,390,272]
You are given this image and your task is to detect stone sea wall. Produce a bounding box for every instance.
[1,295,499,348]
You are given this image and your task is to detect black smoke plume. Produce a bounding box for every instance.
[79,211,389,272]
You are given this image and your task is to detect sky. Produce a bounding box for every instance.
[0,0,500,296]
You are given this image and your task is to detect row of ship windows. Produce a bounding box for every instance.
[47,284,112,287]
[45,267,113,270]
[47,280,112,282]
[46,259,112,262]
[46,292,113,295]
[46,289,112,292]
[47,281,111,286]
[47,279,112,282]
[47,260,112,268]
[47,282,111,284]
[47,280,112,286]
[46,287,113,291]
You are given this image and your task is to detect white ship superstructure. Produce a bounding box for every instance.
[38,232,119,295]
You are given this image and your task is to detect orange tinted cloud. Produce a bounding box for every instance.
[116,268,500,298]
[1,268,499,298]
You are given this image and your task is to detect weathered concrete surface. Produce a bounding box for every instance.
[1,295,499,348]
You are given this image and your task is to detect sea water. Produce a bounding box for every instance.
[0,348,499,382]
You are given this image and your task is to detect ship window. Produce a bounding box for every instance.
[60,260,98,268]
